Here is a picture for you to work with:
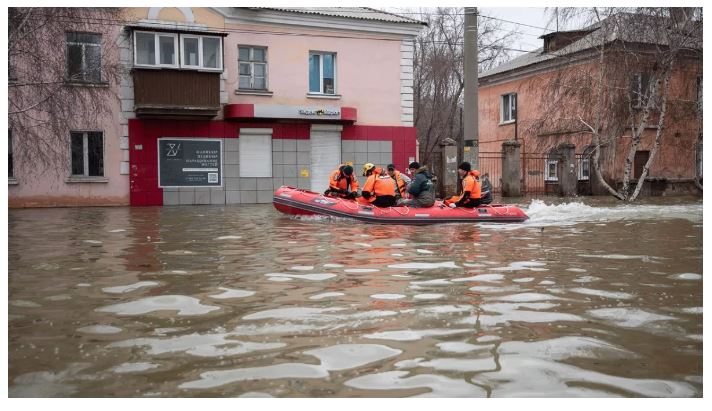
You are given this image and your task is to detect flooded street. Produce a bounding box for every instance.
[8,197,703,397]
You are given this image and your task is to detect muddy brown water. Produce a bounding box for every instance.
[8,197,702,397]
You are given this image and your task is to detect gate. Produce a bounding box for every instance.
[521,152,550,195]
[478,152,502,194]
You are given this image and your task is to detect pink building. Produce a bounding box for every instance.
[9,7,425,207]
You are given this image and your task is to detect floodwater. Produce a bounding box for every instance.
[8,196,703,397]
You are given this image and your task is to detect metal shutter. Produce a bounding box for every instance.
[239,129,272,178]
[310,130,341,192]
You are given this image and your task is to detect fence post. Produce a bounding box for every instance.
[557,142,577,196]
[440,138,458,198]
[501,140,522,197]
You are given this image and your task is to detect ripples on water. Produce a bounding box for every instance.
[8,198,703,397]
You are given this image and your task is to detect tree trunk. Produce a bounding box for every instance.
[629,61,673,201]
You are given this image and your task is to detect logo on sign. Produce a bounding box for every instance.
[166,143,181,157]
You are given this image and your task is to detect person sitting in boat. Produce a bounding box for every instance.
[324,164,360,199]
[386,163,411,202]
[444,162,483,208]
[398,161,435,208]
[479,172,493,205]
[359,163,397,207]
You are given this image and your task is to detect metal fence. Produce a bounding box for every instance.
[478,152,502,194]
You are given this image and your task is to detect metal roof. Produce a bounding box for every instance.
[480,13,700,79]
[257,7,426,25]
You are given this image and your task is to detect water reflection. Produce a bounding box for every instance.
[8,198,703,397]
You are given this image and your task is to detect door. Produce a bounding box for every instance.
[310,126,342,192]
[633,150,650,179]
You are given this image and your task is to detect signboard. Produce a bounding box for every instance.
[158,138,223,187]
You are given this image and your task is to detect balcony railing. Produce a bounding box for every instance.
[132,69,220,118]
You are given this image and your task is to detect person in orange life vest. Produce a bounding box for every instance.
[386,163,411,201]
[324,164,359,199]
[444,162,482,208]
[358,163,397,207]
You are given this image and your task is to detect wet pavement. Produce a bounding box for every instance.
[8,197,703,397]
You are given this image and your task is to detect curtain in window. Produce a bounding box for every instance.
[309,54,320,92]
[322,53,334,94]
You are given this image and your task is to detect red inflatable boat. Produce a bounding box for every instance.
[273,186,529,224]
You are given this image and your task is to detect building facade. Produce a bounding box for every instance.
[477,14,702,196]
[8,7,425,207]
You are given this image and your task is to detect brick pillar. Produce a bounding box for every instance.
[440,138,458,198]
[501,140,521,197]
[557,142,577,196]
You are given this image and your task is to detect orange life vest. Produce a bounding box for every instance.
[391,170,408,197]
[328,165,359,192]
[362,168,395,203]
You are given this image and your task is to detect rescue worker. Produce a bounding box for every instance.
[398,161,435,208]
[324,164,359,199]
[359,163,397,207]
[386,163,411,201]
[444,162,482,208]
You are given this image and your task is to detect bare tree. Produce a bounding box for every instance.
[8,8,126,181]
[529,7,702,201]
[412,8,517,167]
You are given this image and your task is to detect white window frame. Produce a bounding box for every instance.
[133,31,179,69]
[180,34,223,71]
[238,45,268,90]
[545,150,558,182]
[70,130,105,178]
[500,93,516,124]
[308,51,337,95]
[66,32,103,82]
[239,129,272,178]
[578,146,595,181]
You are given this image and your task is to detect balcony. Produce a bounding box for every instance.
[132,69,220,119]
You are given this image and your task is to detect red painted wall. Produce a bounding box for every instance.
[129,119,416,206]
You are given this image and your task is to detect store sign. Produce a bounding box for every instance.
[298,108,340,116]
[158,138,222,187]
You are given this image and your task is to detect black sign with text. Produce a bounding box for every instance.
[158,139,222,187]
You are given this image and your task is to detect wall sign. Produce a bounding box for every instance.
[158,138,222,187]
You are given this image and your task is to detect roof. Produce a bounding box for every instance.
[256,7,427,25]
[480,12,701,79]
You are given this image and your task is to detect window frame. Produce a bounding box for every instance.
[500,93,517,124]
[238,45,268,90]
[578,146,595,181]
[66,31,103,83]
[133,31,179,69]
[630,72,651,109]
[179,34,223,71]
[69,130,105,178]
[545,150,559,182]
[308,51,337,95]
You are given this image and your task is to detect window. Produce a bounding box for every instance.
[66,32,102,82]
[309,52,336,94]
[501,93,517,123]
[630,72,651,108]
[239,129,272,177]
[181,35,222,70]
[697,76,702,111]
[70,131,104,177]
[633,150,650,179]
[579,146,595,180]
[238,46,267,90]
[546,149,559,181]
[134,31,178,68]
[9,129,13,179]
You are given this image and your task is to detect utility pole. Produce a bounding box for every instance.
[463,6,478,168]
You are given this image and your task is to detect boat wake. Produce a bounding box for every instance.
[480,199,702,230]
